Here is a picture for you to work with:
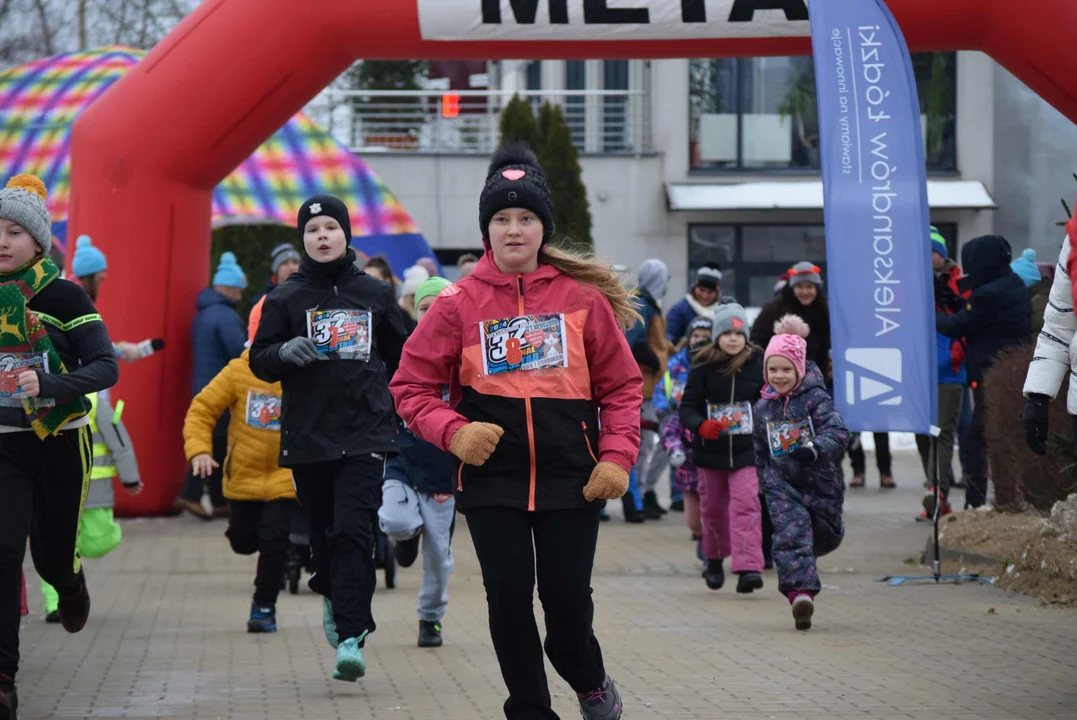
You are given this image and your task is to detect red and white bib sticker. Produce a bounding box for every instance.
[306,309,372,360]
[0,352,51,407]
[480,314,567,376]
[707,401,754,435]
[246,390,282,431]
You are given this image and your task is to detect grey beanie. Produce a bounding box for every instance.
[711,297,749,338]
[0,174,52,255]
[270,243,301,274]
[788,260,823,287]
[636,258,669,300]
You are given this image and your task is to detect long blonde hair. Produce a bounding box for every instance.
[539,245,642,331]
[692,340,763,376]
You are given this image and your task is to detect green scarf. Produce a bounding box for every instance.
[0,256,87,438]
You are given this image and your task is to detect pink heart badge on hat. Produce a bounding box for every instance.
[502,169,526,181]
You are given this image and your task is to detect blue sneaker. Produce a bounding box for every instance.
[332,634,367,682]
[247,602,277,633]
[322,597,338,649]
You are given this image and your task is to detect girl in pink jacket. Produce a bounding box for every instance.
[390,144,642,720]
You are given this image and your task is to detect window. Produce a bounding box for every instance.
[689,223,956,308]
[689,53,957,172]
[603,60,629,153]
[565,60,586,149]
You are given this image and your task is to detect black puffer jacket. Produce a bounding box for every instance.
[935,235,1032,384]
[679,351,766,470]
[249,248,411,467]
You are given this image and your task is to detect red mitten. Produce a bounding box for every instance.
[698,419,723,440]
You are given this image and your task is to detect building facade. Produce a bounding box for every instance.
[345,52,1071,302]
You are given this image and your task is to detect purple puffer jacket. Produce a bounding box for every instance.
[659,413,700,493]
[752,362,848,496]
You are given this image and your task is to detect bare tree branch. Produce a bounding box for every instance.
[32,0,56,55]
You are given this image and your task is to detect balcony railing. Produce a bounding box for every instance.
[304,89,652,155]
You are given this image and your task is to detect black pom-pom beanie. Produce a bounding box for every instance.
[478,142,555,246]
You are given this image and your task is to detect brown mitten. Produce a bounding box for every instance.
[583,461,629,501]
[449,422,505,466]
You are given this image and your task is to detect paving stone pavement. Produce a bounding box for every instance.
[16,454,1077,719]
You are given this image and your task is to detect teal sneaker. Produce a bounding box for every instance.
[322,597,338,649]
[332,634,367,682]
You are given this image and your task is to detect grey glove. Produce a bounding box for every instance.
[279,337,321,366]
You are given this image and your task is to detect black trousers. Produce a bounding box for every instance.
[178,410,228,507]
[964,384,989,509]
[467,506,607,720]
[0,426,91,677]
[226,498,298,606]
[292,453,382,642]
[848,432,892,476]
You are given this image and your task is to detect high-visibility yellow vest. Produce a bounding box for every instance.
[88,392,117,481]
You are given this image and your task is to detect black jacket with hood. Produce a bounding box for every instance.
[935,235,1032,384]
[249,248,411,467]
[679,351,766,470]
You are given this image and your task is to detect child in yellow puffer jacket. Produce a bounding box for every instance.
[183,296,297,634]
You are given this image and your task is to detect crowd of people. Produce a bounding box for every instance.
[0,141,1055,719]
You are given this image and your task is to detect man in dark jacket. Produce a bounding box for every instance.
[252,243,302,307]
[936,234,1032,508]
[177,251,248,519]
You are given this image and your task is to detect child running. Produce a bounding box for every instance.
[752,315,848,630]
[250,194,410,682]
[679,300,766,593]
[0,174,120,719]
[390,143,642,720]
[184,298,297,634]
[378,276,456,649]
[656,317,713,550]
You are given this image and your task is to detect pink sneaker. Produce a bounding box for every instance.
[790,593,814,631]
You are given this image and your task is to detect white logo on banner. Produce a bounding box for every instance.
[416,0,810,41]
[844,348,902,406]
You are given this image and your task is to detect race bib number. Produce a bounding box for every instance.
[0,352,51,408]
[306,309,372,360]
[480,314,568,376]
[245,390,282,431]
[767,418,815,458]
[707,401,753,435]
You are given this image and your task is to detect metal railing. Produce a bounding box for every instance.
[304,89,652,155]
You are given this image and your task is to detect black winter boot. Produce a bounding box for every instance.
[703,559,725,590]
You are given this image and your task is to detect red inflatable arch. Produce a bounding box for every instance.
[69,0,1077,515]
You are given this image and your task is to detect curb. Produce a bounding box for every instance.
[923,539,1001,568]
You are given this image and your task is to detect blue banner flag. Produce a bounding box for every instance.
[808,0,937,433]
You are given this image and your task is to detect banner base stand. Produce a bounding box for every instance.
[878,437,993,588]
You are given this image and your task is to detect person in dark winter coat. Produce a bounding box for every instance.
[680,300,766,594]
[178,252,249,519]
[252,243,302,307]
[936,234,1032,508]
[666,262,722,345]
[915,227,968,519]
[249,194,411,683]
[753,315,848,632]
[750,261,830,374]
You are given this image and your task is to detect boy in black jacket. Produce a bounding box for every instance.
[249,195,410,683]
